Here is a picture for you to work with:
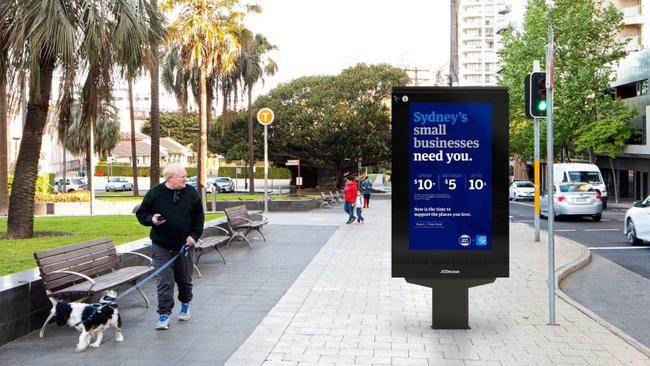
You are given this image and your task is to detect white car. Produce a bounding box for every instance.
[540,183,602,221]
[509,180,535,201]
[105,177,133,192]
[624,196,650,245]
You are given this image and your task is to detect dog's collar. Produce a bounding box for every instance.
[73,304,102,328]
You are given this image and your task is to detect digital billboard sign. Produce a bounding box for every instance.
[392,87,509,279]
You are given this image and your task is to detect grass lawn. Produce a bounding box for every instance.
[0,213,223,277]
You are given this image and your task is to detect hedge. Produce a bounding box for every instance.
[94,164,290,179]
[8,174,53,195]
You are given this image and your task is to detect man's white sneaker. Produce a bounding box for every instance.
[179,302,191,321]
[156,315,170,330]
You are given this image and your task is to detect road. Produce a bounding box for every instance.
[509,200,650,279]
[510,200,650,348]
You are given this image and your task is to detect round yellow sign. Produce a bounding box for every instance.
[257,108,275,126]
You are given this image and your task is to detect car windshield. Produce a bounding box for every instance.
[567,171,602,184]
[216,178,230,182]
[516,182,534,188]
[109,178,122,182]
[558,183,593,193]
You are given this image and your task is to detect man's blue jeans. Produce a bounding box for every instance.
[344,202,355,222]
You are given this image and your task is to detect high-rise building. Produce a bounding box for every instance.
[605,0,650,200]
[457,0,511,86]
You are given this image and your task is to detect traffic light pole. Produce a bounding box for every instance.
[533,61,541,242]
[546,24,556,326]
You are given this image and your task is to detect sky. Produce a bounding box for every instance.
[245,0,451,96]
[245,0,526,97]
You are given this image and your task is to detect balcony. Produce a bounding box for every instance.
[497,4,511,15]
[621,35,642,52]
[623,5,643,25]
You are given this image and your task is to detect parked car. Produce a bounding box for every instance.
[105,177,133,192]
[212,177,235,193]
[186,176,198,188]
[509,180,535,201]
[624,196,650,245]
[554,163,608,209]
[540,183,602,221]
[53,177,86,192]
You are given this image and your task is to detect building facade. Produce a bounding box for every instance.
[601,0,650,201]
[457,0,511,86]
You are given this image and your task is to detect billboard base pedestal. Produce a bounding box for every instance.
[406,278,496,329]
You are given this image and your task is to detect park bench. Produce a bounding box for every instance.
[193,226,231,277]
[329,191,343,204]
[33,237,154,337]
[224,205,269,248]
[319,192,334,207]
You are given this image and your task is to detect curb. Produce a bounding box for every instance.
[554,231,650,358]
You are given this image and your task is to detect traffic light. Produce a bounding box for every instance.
[524,72,547,118]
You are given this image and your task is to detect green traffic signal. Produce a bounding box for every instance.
[538,100,547,111]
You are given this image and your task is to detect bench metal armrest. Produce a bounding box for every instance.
[232,215,255,224]
[50,270,97,290]
[119,251,153,265]
[206,226,230,235]
[248,212,269,223]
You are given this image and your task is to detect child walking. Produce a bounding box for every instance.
[355,190,365,224]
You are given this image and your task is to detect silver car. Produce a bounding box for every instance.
[540,183,603,221]
[212,177,235,193]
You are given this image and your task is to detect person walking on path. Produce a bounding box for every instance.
[360,175,372,208]
[355,190,365,224]
[343,176,357,224]
[136,164,204,330]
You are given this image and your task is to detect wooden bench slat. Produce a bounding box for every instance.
[38,246,117,270]
[33,238,113,261]
[43,261,118,291]
[42,255,120,285]
[50,266,153,297]
[196,236,229,249]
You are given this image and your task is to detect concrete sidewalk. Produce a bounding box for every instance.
[228,199,650,365]
[2,198,649,365]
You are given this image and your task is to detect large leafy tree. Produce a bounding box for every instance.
[1,0,160,238]
[163,0,258,199]
[498,0,636,162]
[213,64,409,188]
[239,33,277,193]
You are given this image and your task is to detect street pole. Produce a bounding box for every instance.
[264,125,268,213]
[546,24,556,326]
[533,60,541,242]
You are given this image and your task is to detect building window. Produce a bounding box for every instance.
[641,79,648,96]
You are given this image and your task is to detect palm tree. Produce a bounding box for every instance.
[1,0,161,238]
[240,33,277,193]
[66,102,121,165]
[115,0,166,196]
[0,0,12,216]
[161,47,191,115]
[148,0,163,190]
[163,0,258,203]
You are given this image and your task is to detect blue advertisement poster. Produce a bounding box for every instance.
[408,103,492,250]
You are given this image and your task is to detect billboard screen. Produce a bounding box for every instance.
[392,88,509,279]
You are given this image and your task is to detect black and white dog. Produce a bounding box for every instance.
[52,290,123,351]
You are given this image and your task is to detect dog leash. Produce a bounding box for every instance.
[72,245,189,328]
[115,244,190,301]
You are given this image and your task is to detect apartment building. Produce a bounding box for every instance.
[601,0,650,200]
[457,0,511,86]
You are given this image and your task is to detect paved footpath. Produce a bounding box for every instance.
[228,199,650,366]
[2,197,650,365]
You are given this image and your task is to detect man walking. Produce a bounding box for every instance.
[136,164,204,330]
[360,175,373,208]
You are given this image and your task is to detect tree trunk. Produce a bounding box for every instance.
[199,65,207,211]
[128,78,139,196]
[610,157,619,203]
[149,0,161,189]
[0,59,8,216]
[335,162,344,190]
[247,87,255,194]
[7,57,55,238]
[85,136,92,193]
[62,145,66,193]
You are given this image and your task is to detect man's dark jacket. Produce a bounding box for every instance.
[136,183,204,251]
